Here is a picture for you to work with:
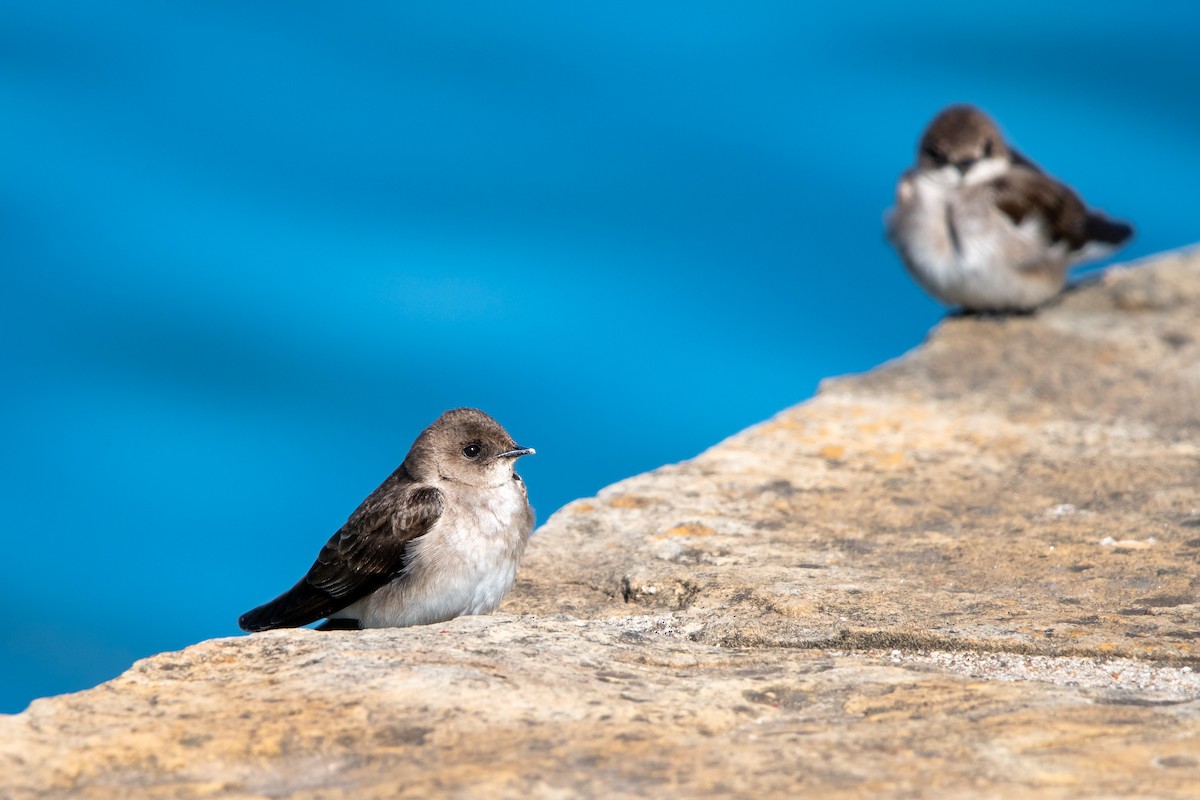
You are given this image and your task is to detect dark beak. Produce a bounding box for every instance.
[954,158,977,175]
[498,446,535,459]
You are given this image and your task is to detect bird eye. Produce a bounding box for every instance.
[983,139,994,157]
[462,444,482,459]
[921,146,946,165]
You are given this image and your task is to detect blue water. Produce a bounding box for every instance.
[2,2,1196,713]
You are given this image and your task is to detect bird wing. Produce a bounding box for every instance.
[1006,147,1043,174]
[238,472,445,632]
[990,167,1089,251]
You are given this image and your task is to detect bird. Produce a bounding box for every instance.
[238,408,535,632]
[886,103,1133,313]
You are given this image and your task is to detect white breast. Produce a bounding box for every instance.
[338,479,530,628]
[888,163,1066,310]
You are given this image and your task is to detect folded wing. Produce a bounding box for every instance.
[238,475,444,632]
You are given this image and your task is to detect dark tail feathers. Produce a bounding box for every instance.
[1085,213,1133,246]
[238,579,342,632]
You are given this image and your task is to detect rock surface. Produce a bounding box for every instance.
[3,250,1199,798]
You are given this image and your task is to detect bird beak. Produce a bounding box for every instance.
[498,446,535,459]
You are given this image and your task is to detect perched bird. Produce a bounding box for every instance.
[239,408,535,632]
[886,104,1133,312]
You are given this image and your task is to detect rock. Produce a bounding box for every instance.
[3,250,1199,798]
[510,251,1200,664]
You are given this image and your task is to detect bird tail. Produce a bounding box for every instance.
[1068,213,1133,266]
[238,579,341,632]
[1084,213,1133,246]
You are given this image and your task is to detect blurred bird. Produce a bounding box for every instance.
[239,408,535,632]
[886,104,1132,312]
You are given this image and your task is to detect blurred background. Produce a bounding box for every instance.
[2,1,1196,713]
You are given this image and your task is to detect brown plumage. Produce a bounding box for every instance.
[239,408,535,632]
[888,104,1133,312]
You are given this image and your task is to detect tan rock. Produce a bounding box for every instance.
[2,250,1199,798]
